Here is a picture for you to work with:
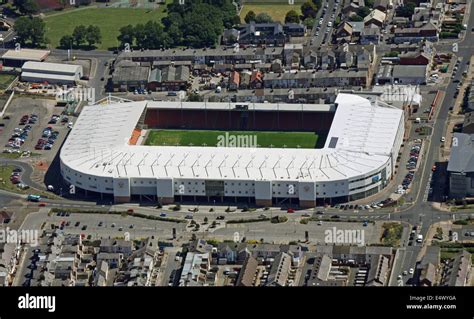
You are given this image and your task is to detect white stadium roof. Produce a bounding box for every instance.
[60,94,403,182]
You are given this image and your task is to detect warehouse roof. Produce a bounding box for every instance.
[21,72,77,83]
[60,94,403,182]
[22,61,82,74]
[1,49,50,61]
[392,65,427,78]
[112,65,150,83]
[447,133,474,173]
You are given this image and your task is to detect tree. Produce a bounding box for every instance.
[13,16,30,45]
[254,12,273,23]
[396,3,416,18]
[357,7,371,18]
[349,15,364,22]
[301,1,318,19]
[303,17,315,28]
[117,25,135,48]
[85,25,101,48]
[365,0,375,8]
[244,10,256,23]
[285,10,300,24]
[59,35,74,49]
[13,0,38,15]
[72,25,87,47]
[14,17,47,48]
[29,17,46,47]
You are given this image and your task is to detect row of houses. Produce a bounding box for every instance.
[418,246,472,287]
[27,230,164,287]
[117,46,284,67]
[222,22,307,46]
[181,240,396,287]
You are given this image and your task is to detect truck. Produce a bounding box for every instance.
[27,194,41,202]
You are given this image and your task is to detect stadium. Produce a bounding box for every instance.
[59,93,404,207]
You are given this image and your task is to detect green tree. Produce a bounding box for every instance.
[285,10,300,24]
[350,15,364,22]
[13,0,38,15]
[244,10,256,23]
[85,25,102,48]
[365,0,375,8]
[254,12,273,23]
[72,25,87,47]
[13,17,46,48]
[301,1,318,19]
[59,35,74,49]
[397,3,416,18]
[303,17,315,28]
[13,16,30,45]
[117,24,135,48]
[29,17,46,47]
[357,7,371,18]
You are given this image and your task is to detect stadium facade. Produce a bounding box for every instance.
[60,94,404,207]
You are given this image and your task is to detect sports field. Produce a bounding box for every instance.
[240,1,303,23]
[43,6,169,50]
[145,130,318,148]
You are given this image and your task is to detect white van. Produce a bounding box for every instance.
[416,234,423,243]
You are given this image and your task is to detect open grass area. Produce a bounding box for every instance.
[0,165,21,193]
[145,130,318,148]
[43,6,169,50]
[240,2,303,23]
[0,73,17,90]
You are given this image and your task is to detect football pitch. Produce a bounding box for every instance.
[144,130,319,149]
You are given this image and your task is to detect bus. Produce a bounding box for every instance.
[27,194,41,202]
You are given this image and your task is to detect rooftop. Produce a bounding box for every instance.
[60,94,403,182]
[447,133,474,173]
[1,48,50,61]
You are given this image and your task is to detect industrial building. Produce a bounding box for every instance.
[59,94,404,207]
[20,61,83,85]
[447,133,474,198]
[1,49,50,67]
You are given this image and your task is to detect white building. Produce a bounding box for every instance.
[59,94,404,207]
[21,61,83,85]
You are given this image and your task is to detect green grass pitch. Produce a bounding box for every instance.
[144,130,319,149]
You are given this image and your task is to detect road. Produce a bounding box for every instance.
[387,3,474,286]
[309,0,341,48]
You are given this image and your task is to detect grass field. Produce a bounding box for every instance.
[240,2,303,23]
[145,130,318,148]
[0,73,17,90]
[43,6,169,50]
